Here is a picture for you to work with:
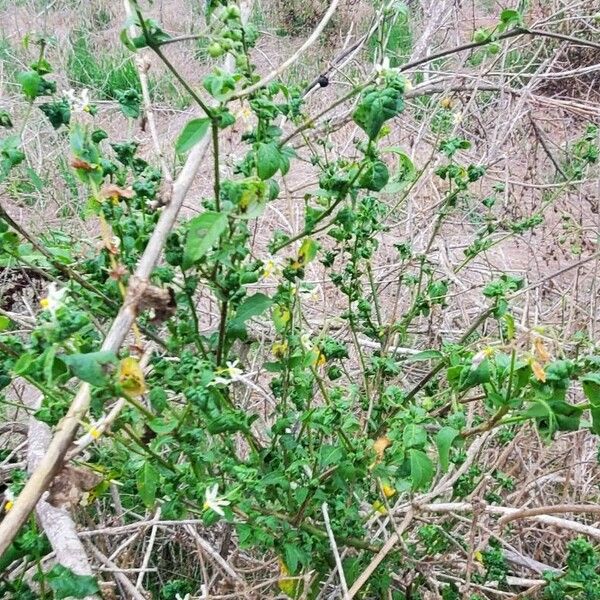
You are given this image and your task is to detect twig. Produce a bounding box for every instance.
[85,542,148,600]
[232,0,341,98]
[184,525,244,585]
[321,502,349,599]
[347,510,414,599]
[136,507,161,589]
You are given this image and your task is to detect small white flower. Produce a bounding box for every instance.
[452,112,463,125]
[64,88,92,113]
[298,284,322,303]
[208,360,244,387]
[300,333,314,350]
[203,484,230,517]
[175,594,191,600]
[262,257,283,280]
[40,283,67,317]
[4,489,14,512]
[374,56,399,84]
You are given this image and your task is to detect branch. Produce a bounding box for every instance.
[25,389,99,599]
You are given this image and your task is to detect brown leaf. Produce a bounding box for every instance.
[71,157,93,171]
[101,184,135,200]
[47,466,102,509]
[127,277,177,323]
[534,337,551,363]
[531,360,547,383]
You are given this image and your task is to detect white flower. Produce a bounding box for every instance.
[262,257,283,280]
[203,484,230,517]
[374,56,399,84]
[40,283,67,317]
[298,284,322,303]
[452,112,463,125]
[208,360,244,386]
[4,489,14,512]
[64,88,92,113]
[300,333,314,350]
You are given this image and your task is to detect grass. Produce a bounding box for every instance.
[66,31,191,108]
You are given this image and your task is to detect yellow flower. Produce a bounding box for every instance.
[372,500,388,515]
[118,356,146,397]
[440,97,453,109]
[380,482,396,498]
[4,500,14,512]
[90,427,101,439]
[272,340,288,359]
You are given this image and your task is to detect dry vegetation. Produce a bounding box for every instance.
[1,0,600,598]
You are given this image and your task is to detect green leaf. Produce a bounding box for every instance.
[500,8,524,28]
[39,99,71,129]
[43,564,100,599]
[176,118,211,154]
[582,373,600,434]
[115,88,141,118]
[459,359,491,391]
[408,448,434,490]
[17,70,42,100]
[403,423,427,448]
[61,351,118,386]
[183,211,228,269]
[228,293,272,339]
[137,462,159,507]
[435,426,459,472]
[359,160,389,191]
[13,352,34,375]
[353,86,404,140]
[283,543,306,573]
[298,238,318,265]
[147,418,178,434]
[0,315,10,331]
[256,142,281,180]
[0,109,12,128]
[403,350,443,363]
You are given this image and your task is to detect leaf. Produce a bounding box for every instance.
[297,238,318,266]
[353,87,404,140]
[403,423,427,448]
[0,315,10,331]
[147,417,178,434]
[43,564,100,599]
[39,99,71,129]
[283,543,306,573]
[460,359,491,391]
[183,211,228,269]
[228,293,272,339]
[359,160,389,191]
[256,142,280,180]
[137,462,159,507]
[436,426,459,472]
[17,70,42,100]
[61,351,118,386]
[408,448,434,490]
[117,356,146,397]
[500,8,523,28]
[403,350,443,363]
[582,373,600,434]
[176,118,211,154]
[115,88,141,118]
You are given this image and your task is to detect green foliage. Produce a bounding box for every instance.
[543,538,600,599]
[0,3,598,598]
[37,565,100,599]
